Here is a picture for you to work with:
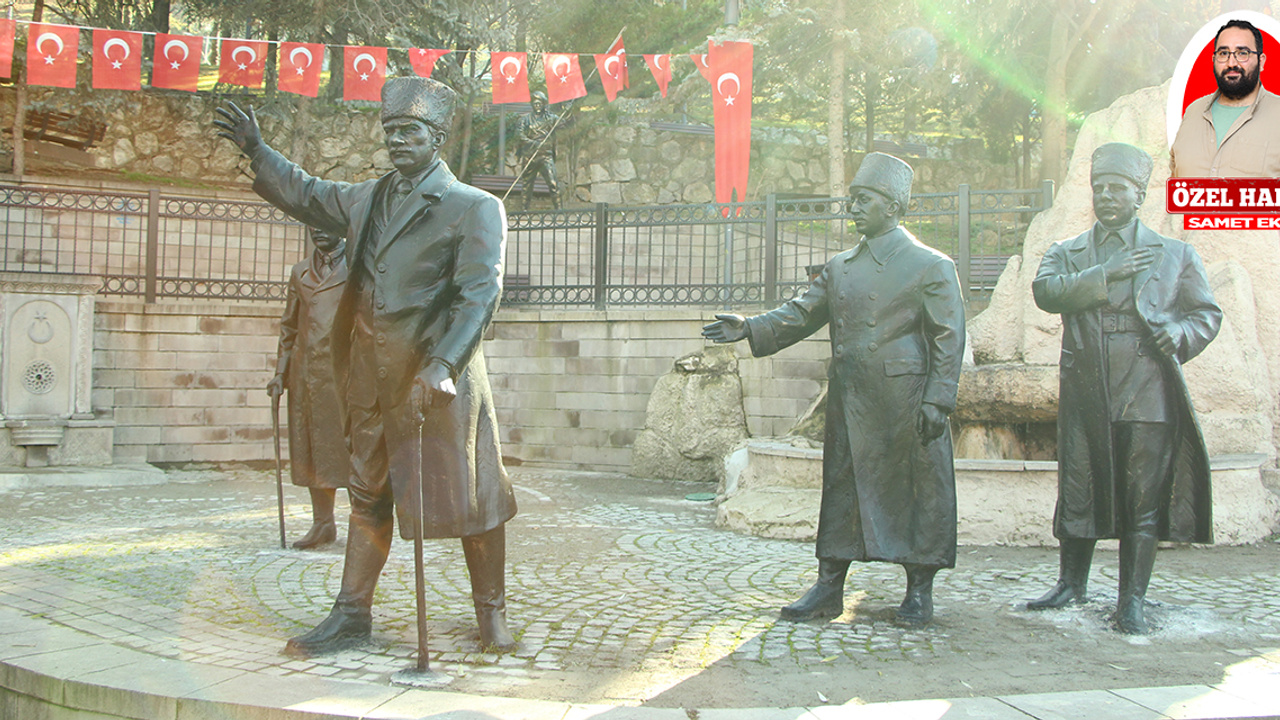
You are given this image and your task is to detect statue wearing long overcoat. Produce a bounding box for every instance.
[1033,222,1221,542]
[276,250,351,489]
[745,226,965,567]
[250,146,516,540]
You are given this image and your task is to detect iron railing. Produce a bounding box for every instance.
[0,181,1052,305]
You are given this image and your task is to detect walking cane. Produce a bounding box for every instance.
[271,391,287,550]
[392,402,452,687]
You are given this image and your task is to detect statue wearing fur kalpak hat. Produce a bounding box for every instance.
[1029,142,1221,634]
[704,152,966,626]
[216,77,518,656]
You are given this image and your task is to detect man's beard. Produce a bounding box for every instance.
[1216,62,1261,100]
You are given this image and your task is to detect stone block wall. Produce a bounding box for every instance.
[89,300,830,471]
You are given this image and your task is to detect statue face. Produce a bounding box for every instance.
[382,117,440,176]
[1091,173,1144,228]
[531,96,547,113]
[849,187,898,238]
[309,227,342,253]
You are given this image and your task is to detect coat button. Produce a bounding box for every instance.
[376,333,386,345]
[377,263,388,273]
[839,291,847,299]
[835,344,844,355]
[377,367,388,379]
[869,342,879,351]
[1153,272,1161,280]
[867,319,877,327]
[376,298,385,309]
[869,292,878,300]
[837,319,845,328]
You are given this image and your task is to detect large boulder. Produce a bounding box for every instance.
[631,346,749,482]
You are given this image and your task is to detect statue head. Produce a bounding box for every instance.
[308,226,343,253]
[848,152,913,237]
[530,91,548,112]
[380,77,457,175]
[1090,142,1150,228]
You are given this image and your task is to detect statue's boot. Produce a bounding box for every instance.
[1115,532,1157,635]
[779,558,849,622]
[1027,538,1097,609]
[293,489,338,549]
[895,564,939,626]
[463,525,518,652]
[284,511,391,657]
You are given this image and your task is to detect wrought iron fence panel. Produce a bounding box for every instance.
[502,206,597,306]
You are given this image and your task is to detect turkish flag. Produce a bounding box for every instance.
[709,41,753,210]
[27,24,79,88]
[491,51,529,104]
[607,33,628,88]
[594,53,626,102]
[219,38,267,88]
[543,53,586,104]
[690,53,714,83]
[278,42,323,97]
[0,19,14,79]
[644,54,671,98]
[151,34,201,92]
[409,48,450,78]
[344,46,387,101]
[92,29,143,91]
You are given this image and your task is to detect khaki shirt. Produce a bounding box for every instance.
[1171,87,1280,178]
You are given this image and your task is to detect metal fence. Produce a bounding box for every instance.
[0,181,1052,306]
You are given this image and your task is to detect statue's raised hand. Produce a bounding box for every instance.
[702,313,747,343]
[214,101,262,156]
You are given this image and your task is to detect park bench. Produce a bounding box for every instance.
[470,174,554,197]
[872,139,928,158]
[18,110,107,150]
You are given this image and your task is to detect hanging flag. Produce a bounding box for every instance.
[543,52,586,104]
[219,38,267,88]
[709,41,753,211]
[594,52,626,102]
[278,42,323,97]
[690,53,714,83]
[27,24,79,88]
[0,19,14,79]
[343,45,387,101]
[643,54,671,98]
[151,33,201,92]
[491,51,529,104]
[607,32,629,88]
[92,29,143,90]
[409,48,450,79]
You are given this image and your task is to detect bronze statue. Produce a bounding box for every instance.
[1029,142,1222,634]
[515,91,561,210]
[703,153,965,626]
[216,76,518,656]
[268,226,352,550]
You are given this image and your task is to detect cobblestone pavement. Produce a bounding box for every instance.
[1,466,1279,709]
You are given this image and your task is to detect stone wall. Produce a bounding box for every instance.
[89,299,829,470]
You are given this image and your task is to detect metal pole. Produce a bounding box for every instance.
[764,194,778,305]
[1042,178,1055,210]
[722,222,735,310]
[957,184,971,301]
[498,108,507,174]
[145,189,160,303]
[593,203,608,310]
[725,0,740,25]
[271,393,287,549]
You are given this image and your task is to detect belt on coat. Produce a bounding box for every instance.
[1100,312,1143,334]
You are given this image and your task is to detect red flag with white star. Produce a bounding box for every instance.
[491,51,530,104]
[409,48,450,79]
[92,29,142,90]
[27,24,79,88]
[643,54,671,98]
[219,38,267,88]
[151,34,201,92]
[709,41,753,210]
[343,46,386,101]
[690,53,714,83]
[0,19,15,79]
[594,53,626,102]
[278,42,323,97]
[543,53,586,105]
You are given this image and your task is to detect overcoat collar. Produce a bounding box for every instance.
[1061,219,1164,294]
[374,161,458,261]
[844,224,908,266]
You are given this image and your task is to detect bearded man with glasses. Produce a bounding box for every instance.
[1172,18,1280,177]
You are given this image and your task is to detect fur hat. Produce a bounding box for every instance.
[381,77,457,130]
[848,152,914,209]
[1091,142,1153,189]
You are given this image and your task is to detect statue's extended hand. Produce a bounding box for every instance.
[702,313,747,343]
[214,101,262,156]
[266,374,284,399]
[917,403,948,444]
[411,361,457,425]
[1103,247,1156,282]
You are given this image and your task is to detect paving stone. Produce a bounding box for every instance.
[998,690,1164,720]
[1112,684,1276,719]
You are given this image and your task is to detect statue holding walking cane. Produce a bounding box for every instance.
[216,76,518,658]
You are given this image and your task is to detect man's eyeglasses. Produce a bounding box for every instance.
[1215,48,1260,63]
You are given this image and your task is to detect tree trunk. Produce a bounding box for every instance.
[458,52,476,179]
[1039,1,1071,185]
[864,70,877,155]
[827,0,846,199]
[12,67,26,179]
